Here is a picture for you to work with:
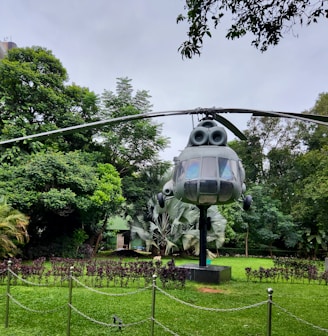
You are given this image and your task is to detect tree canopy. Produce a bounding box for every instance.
[0,46,99,163]
[223,93,328,257]
[99,77,170,218]
[0,151,124,258]
[178,0,328,58]
[0,48,170,258]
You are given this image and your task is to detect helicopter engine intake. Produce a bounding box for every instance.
[188,120,227,147]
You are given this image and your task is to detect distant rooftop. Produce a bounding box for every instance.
[0,41,17,59]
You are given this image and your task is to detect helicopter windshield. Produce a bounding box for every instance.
[218,158,238,181]
[177,157,238,181]
[185,158,201,179]
[174,156,241,205]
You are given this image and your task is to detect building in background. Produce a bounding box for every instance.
[0,41,17,59]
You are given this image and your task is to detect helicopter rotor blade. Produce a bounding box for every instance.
[0,111,187,145]
[213,114,247,140]
[209,108,328,125]
[1,107,327,146]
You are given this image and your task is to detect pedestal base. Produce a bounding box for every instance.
[179,264,231,284]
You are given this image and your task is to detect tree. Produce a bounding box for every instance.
[0,196,29,257]
[177,0,328,58]
[99,77,170,218]
[223,94,328,256]
[299,93,328,150]
[0,46,99,163]
[88,163,125,255]
[292,146,328,256]
[99,77,169,176]
[218,201,244,248]
[229,135,264,184]
[239,185,299,256]
[0,151,124,258]
[286,93,328,256]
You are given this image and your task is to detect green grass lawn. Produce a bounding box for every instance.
[0,257,327,336]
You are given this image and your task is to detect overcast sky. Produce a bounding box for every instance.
[2,0,328,161]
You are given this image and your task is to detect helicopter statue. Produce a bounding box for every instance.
[157,115,252,267]
[1,107,328,268]
[157,117,252,210]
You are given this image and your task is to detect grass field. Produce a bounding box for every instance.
[0,256,327,336]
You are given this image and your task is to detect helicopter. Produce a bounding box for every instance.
[157,117,252,211]
[1,107,328,267]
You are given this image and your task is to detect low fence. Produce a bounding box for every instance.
[1,261,328,335]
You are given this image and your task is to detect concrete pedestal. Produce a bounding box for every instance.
[325,257,328,271]
[179,264,231,284]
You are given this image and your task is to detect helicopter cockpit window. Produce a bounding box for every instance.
[219,158,238,181]
[185,158,201,179]
[201,157,217,178]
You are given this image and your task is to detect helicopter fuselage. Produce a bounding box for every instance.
[171,145,245,206]
[160,119,247,207]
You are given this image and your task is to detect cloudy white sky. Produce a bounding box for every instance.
[2,0,328,160]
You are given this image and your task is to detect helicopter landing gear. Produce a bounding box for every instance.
[243,195,252,211]
[198,205,209,267]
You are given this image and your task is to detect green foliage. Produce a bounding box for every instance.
[0,151,124,257]
[0,197,29,257]
[99,77,169,177]
[0,46,99,162]
[131,194,226,256]
[40,188,77,214]
[178,0,328,57]
[90,163,125,208]
[227,96,328,257]
[222,185,299,255]
[99,77,170,224]
[0,49,171,258]
[301,92,328,150]
[242,185,298,251]
[292,146,328,254]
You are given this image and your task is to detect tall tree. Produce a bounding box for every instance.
[266,147,303,214]
[99,77,169,176]
[0,46,99,162]
[99,77,170,217]
[224,94,328,256]
[287,93,328,256]
[292,146,328,256]
[177,0,328,57]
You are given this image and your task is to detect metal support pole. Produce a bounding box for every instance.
[198,205,208,267]
[67,266,74,336]
[150,274,157,336]
[267,288,273,336]
[5,260,12,328]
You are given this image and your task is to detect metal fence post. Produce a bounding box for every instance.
[5,260,12,328]
[67,266,74,336]
[267,288,273,336]
[150,274,157,336]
